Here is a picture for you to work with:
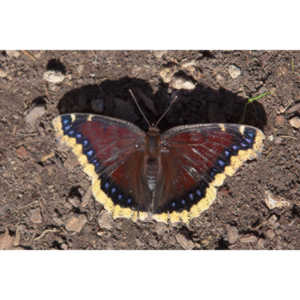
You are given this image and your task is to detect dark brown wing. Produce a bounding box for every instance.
[52,113,151,221]
[152,123,265,224]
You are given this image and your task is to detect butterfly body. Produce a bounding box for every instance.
[53,113,265,224]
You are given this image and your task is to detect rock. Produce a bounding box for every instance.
[265,229,275,240]
[240,234,257,244]
[264,190,290,210]
[289,116,300,129]
[0,229,15,250]
[0,68,7,78]
[65,215,87,233]
[274,115,285,127]
[170,77,196,90]
[91,98,104,113]
[97,210,114,231]
[43,70,65,84]
[226,225,239,244]
[228,64,241,79]
[267,135,274,142]
[25,105,46,127]
[6,50,20,58]
[175,233,194,250]
[30,208,42,224]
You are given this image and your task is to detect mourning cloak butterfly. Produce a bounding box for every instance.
[52,98,265,224]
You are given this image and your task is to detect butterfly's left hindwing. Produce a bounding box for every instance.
[152,123,265,224]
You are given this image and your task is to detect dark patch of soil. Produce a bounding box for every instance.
[0,50,299,249]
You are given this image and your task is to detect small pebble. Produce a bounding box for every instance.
[267,135,274,142]
[226,225,239,244]
[240,234,257,244]
[30,208,42,224]
[175,233,194,250]
[97,210,114,231]
[289,116,300,129]
[228,64,241,79]
[65,215,87,233]
[25,105,46,127]
[264,190,290,210]
[170,77,196,90]
[43,70,65,84]
[0,69,7,78]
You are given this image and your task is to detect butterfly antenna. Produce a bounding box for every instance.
[129,89,151,128]
[154,92,179,128]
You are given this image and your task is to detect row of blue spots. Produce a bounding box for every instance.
[166,181,208,213]
[60,116,102,172]
[101,177,134,208]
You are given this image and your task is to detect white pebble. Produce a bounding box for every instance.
[43,70,65,84]
[289,116,300,129]
[170,77,196,90]
[228,64,241,79]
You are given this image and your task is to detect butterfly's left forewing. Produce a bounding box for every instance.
[52,113,148,221]
[154,123,265,224]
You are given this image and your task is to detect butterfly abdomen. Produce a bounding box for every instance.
[143,128,163,200]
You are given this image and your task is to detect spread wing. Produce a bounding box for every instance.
[152,123,265,224]
[52,113,151,221]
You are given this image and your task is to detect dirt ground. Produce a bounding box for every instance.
[0,50,299,250]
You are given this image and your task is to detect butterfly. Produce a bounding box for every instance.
[52,92,265,224]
